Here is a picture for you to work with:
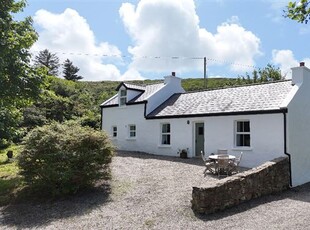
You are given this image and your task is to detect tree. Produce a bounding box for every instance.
[258,64,283,82]
[0,0,44,146]
[34,49,60,76]
[63,59,83,81]
[238,64,284,84]
[285,0,310,24]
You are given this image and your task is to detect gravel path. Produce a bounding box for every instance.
[1,151,310,229]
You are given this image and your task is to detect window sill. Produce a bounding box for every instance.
[126,138,136,141]
[158,145,171,148]
[232,147,252,151]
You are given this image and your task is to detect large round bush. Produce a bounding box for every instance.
[18,122,114,196]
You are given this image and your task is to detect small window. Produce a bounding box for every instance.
[128,125,136,138]
[161,123,171,145]
[119,89,127,106]
[112,126,117,137]
[235,121,250,147]
[198,127,204,135]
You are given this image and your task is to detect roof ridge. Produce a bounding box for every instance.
[123,82,165,89]
[185,79,291,94]
[124,82,145,87]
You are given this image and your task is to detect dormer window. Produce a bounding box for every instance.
[119,89,127,106]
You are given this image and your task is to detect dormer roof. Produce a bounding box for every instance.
[116,82,146,92]
[101,82,164,107]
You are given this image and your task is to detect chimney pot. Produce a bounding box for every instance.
[172,72,175,76]
[300,62,305,67]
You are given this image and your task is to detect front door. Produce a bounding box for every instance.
[195,123,204,156]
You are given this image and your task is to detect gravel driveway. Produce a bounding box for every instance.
[1,151,310,229]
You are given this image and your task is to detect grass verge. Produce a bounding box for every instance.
[0,145,24,206]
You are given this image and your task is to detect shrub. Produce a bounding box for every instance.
[18,122,114,196]
[79,112,100,129]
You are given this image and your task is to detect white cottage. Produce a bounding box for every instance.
[101,63,310,187]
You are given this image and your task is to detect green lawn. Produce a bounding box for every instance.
[0,145,23,205]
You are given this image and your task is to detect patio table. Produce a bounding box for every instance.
[208,155,236,176]
[209,154,236,160]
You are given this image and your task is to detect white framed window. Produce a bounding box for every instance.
[161,123,171,145]
[235,121,250,147]
[119,89,127,106]
[112,126,117,138]
[128,125,136,138]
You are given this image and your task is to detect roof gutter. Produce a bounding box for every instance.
[283,110,292,187]
[146,108,288,120]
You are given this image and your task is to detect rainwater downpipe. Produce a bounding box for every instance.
[283,111,292,187]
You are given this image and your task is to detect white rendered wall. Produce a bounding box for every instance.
[102,105,285,168]
[102,105,193,156]
[203,114,285,168]
[102,104,146,152]
[287,66,310,187]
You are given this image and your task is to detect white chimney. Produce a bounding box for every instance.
[164,71,181,85]
[291,62,310,86]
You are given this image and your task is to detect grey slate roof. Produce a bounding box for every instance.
[101,83,164,106]
[134,83,164,102]
[147,80,293,118]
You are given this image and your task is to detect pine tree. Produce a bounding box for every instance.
[63,59,83,81]
[34,49,60,76]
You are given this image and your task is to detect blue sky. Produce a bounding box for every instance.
[17,0,310,81]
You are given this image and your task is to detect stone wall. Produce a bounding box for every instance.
[191,157,290,214]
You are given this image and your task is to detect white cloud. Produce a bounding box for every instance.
[272,49,310,78]
[32,8,125,81]
[119,68,144,81]
[119,0,261,74]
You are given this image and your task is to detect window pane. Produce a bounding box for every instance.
[120,97,126,105]
[244,121,250,132]
[113,127,117,132]
[236,134,242,146]
[162,124,170,133]
[120,90,127,96]
[161,135,166,144]
[244,134,250,146]
[167,134,170,144]
[162,124,166,133]
[162,134,170,145]
[113,132,117,137]
[130,131,136,137]
[236,134,251,147]
[198,127,204,135]
[130,125,136,131]
[237,121,243,132]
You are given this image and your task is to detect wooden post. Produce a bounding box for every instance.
[204,57,207,89]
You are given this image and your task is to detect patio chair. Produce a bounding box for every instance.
[201,151,216,175]
[217,154,231,177]
[230,152,243,174]
[217,149,228,155]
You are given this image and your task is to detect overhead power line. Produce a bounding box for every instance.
[30,50,262,70]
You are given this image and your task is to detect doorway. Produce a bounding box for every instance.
[195,122,204,156]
